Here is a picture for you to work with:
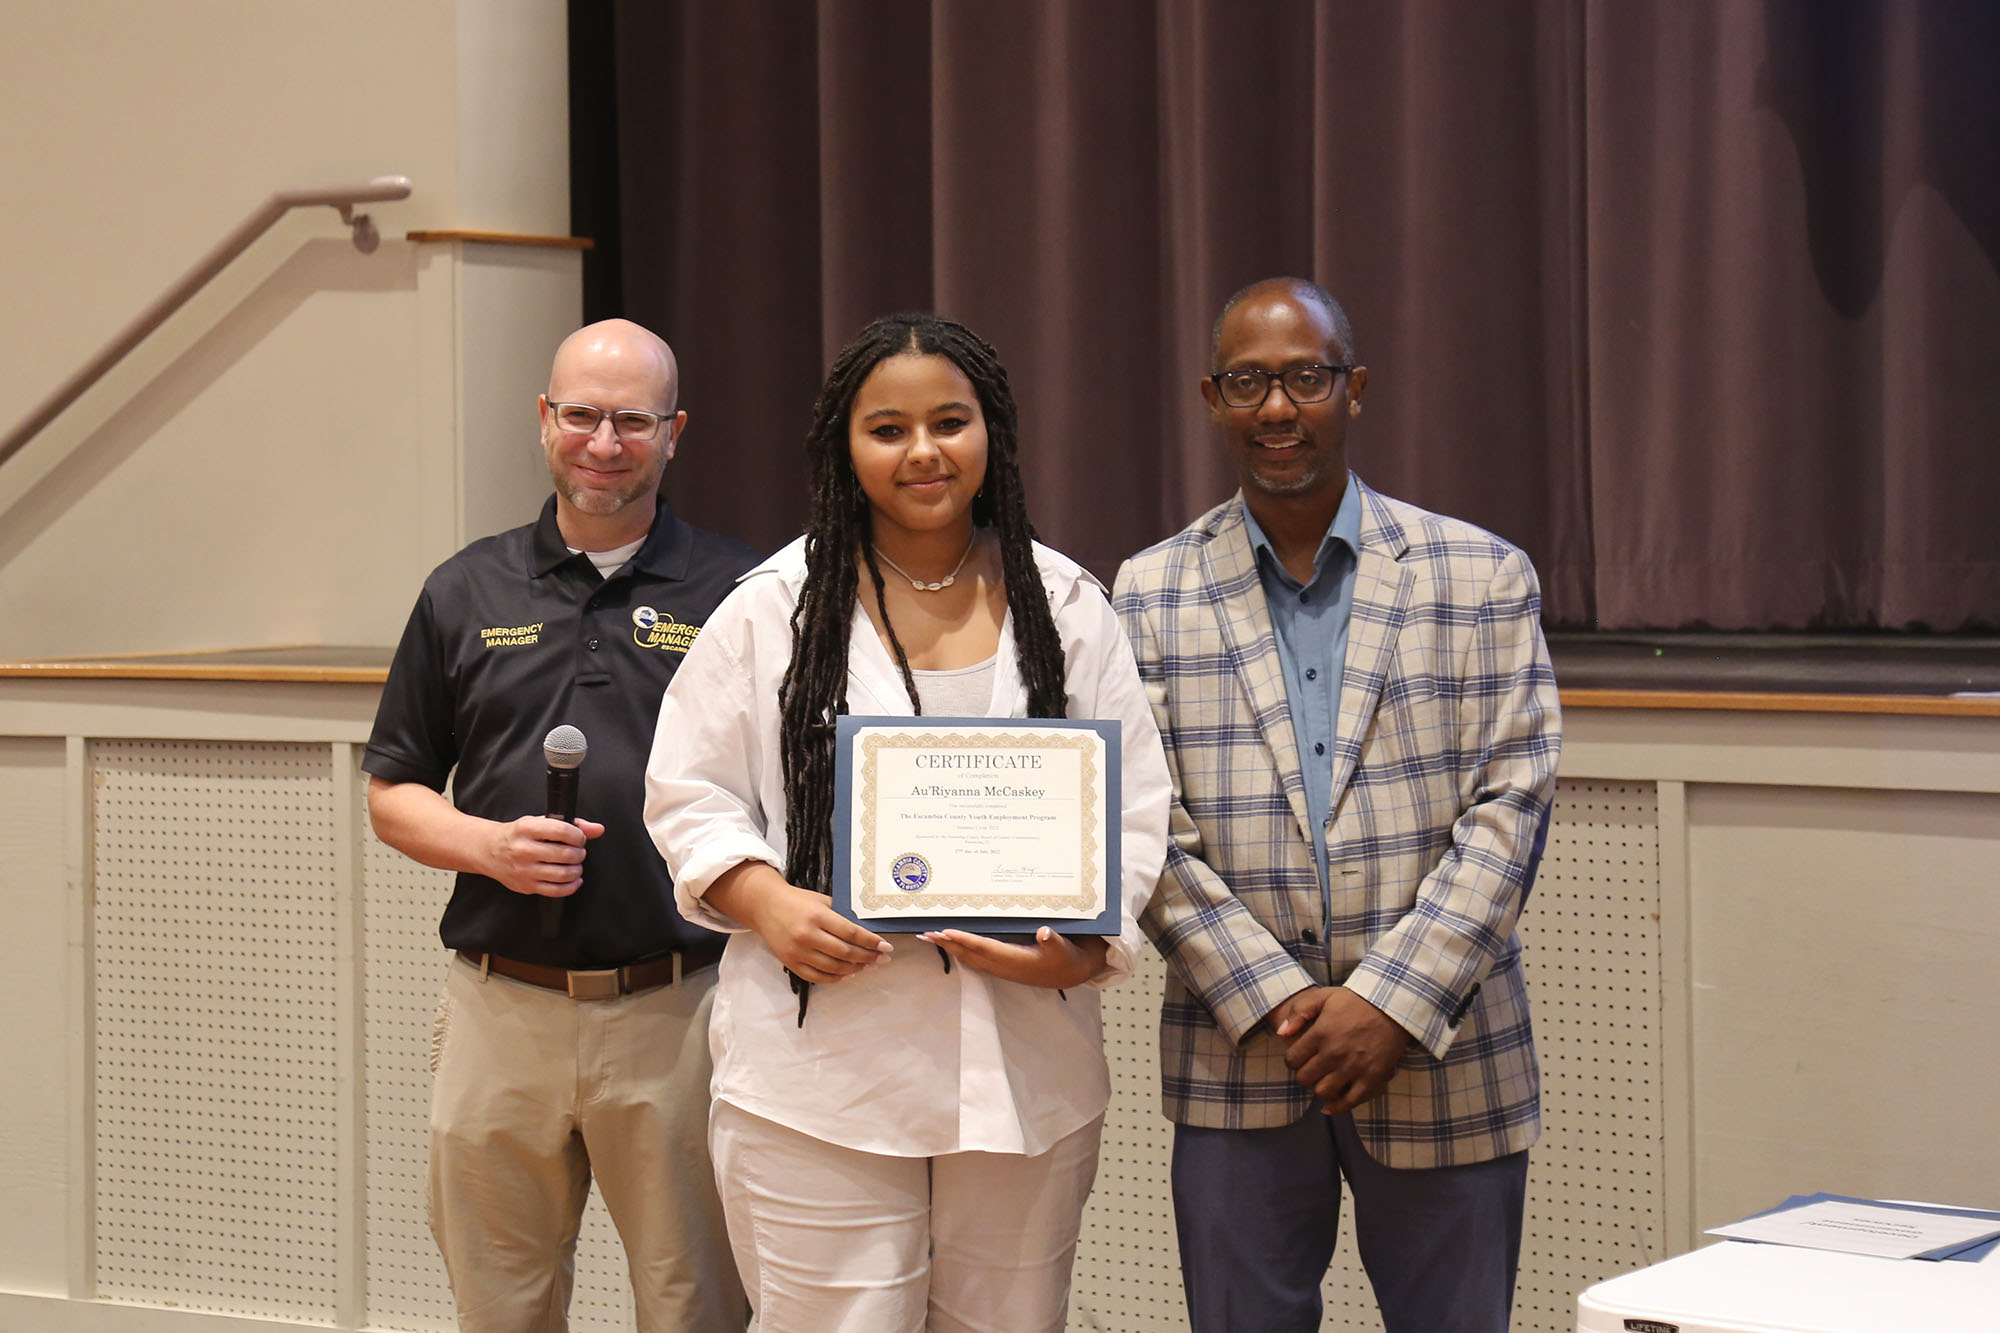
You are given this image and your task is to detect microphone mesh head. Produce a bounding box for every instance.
[543,724,588,769]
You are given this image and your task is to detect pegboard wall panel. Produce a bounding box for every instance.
[91,740,342,1321]
[357,762,634,1332]
[1515,779,1666,1326]
[1069,947,1188,1332]
[79,747,1659,1331]
[1073,777,1665,1332]
[359,822,454,1332]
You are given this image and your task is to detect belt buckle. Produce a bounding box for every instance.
[565,967,621,1001]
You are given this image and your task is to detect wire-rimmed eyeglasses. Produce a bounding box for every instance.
[546,400,674,441]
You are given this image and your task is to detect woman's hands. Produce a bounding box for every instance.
[704,861,891,983]
[703,862,1108,991]
[919,926,1109,990]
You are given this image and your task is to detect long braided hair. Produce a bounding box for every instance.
[777,314,1068,1015]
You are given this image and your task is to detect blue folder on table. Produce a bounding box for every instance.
[1729,1193,2000,1262]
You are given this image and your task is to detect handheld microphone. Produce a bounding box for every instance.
[539,724,588,939]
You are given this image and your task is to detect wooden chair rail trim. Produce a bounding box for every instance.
[0,662,384,684]
[3,664,1997,716]
[404,229,593,250]
[1559,688,2000,718]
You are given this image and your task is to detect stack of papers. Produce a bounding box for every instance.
[1708,1194,2000,1262]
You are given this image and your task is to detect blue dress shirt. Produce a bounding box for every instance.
[1240,475,1362,918]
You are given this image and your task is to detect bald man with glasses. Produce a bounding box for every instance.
[366,320,755,1331]
[1115,279,1562,1332]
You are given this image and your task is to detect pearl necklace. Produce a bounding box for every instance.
[872,534,977,592]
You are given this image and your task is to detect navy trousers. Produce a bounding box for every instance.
[1171,1112,1528,1333]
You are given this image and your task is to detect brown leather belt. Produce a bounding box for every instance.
[457,937,726,1000]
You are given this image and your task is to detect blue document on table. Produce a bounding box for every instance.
[1725,1193,2000,1262]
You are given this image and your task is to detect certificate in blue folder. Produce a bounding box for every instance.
[831,715,1122,936]
[1721,1193,2000,1262]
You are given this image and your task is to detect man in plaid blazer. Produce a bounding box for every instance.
[1113,278,1561,1332]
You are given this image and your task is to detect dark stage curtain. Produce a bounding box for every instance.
[579,0,2000,630]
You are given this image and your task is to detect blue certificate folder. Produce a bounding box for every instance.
[1727,1194,2000,1262]
[832,715,1122,936]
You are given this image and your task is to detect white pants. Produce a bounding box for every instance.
[709,1100,1103,1333]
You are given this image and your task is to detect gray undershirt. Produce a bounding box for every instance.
[910,656,999,717]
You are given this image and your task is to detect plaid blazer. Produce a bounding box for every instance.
[1112,479,1560,1168]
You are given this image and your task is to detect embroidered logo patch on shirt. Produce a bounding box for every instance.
[478,622,543,648]
[631,607,699,653]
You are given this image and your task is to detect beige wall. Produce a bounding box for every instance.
[0,736,70,1297]
[1687,783,2000,1231]
[1562,706,2000,1253]
[0,0,575,662]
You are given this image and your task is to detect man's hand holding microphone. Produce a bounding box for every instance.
[473,725,600,940]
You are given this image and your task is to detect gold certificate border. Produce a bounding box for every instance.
[856,728,1102,915]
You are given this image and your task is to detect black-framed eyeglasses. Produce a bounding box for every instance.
[1209,364,1354,408]
[547,400,674,441]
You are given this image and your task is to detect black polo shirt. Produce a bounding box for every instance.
[364,495,760,968]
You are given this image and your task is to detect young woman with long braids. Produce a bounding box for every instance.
[644,313,1169,1331]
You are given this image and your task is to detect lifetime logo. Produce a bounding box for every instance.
[1624,1321,1680,1333]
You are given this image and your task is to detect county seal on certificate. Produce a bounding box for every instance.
[831,715,1122,935]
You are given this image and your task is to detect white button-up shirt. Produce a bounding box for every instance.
[645,537,1171,1157]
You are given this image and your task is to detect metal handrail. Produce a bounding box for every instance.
[0,175,413,471]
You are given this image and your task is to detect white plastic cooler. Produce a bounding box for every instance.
[1577,1238,2000,1333]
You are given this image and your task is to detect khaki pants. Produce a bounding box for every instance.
[429,953,747,1332]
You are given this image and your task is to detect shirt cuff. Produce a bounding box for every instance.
[670,837,784,935]
[1086,924,1145,990]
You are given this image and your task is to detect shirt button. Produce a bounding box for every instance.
[1299,590,1311,603]
[588,638,600,651]
[1314,742,1326,755]
[1301,928,1319,944]
[1305,668,1318,681]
